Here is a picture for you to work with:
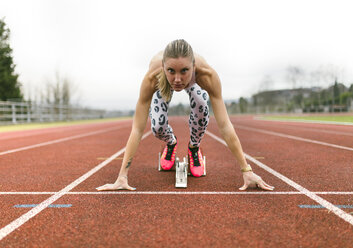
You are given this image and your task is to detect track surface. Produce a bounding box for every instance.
[0,116,353,247]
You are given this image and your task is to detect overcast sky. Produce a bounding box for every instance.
[1,0,353,110]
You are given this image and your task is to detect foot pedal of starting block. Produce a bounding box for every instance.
[175,157,187,188]
[203,156,206,176]
[158,152,161,171]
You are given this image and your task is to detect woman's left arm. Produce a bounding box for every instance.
[204,68,274,191]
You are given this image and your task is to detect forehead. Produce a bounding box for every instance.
[164,57,193,68]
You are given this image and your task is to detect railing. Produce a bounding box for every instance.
[0,101,107,124]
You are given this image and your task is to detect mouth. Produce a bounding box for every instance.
[173,84,184,90]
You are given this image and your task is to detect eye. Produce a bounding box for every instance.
[181,68,189,74]
[167,68,175,74]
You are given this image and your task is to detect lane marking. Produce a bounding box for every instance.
[14,204,72,208]
[253,116,353,126]
[299,205,353,209]
[206,131,353,226]
[2,191,353,195]
[235,125,353,152]
[0,131,152,241]
[253,120,353,137]
[0,119,132,141]
[0,125,129,156]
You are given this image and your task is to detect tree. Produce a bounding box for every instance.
[286,66,304,89]
[40,71,78,106]
[333,80,340,105]
[339,92,352,106]
[259,74,274,92]
[239,97,248,113]
[0,18,22,101]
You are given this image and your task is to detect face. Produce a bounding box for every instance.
[163,56,194,91]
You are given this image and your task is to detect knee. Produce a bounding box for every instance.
[151,120,164,137]
[190,104,209,120]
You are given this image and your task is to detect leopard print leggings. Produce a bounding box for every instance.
[149,83,209,147]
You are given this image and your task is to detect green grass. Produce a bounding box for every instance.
[0,117,131,133]
[262,115,353,124]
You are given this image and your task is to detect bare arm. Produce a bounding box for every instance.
[96,56,161,191]
[118,71,157,177]
[204,69,249,170]
[196,57,274,191]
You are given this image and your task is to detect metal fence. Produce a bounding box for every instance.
[0,101,107,124]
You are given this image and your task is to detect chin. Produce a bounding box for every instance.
[172,86,185,91]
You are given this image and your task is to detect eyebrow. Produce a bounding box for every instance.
[167,67,190,70]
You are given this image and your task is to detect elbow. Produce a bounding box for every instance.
[219,121,236,140]
[131,125,146,138]
[218,119,232,134]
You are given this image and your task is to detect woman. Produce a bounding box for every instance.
[97,39,274,191]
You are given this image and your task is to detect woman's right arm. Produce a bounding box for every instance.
[117,71,157,178]
[96,61,161,191]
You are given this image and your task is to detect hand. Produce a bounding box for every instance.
[239,171,274,191]
[96,176,136,191]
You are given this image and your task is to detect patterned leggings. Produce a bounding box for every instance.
[150,83,209,147]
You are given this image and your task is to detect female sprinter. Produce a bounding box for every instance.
[97,39,274,191]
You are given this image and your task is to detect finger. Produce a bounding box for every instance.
[262,185,274,191]
[263,181,274,189]
[258,181,274,191]
[259,180,274,190]
[126,185,137,191]
[239,183,249,191]
[96,184,110,191]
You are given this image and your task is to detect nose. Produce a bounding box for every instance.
[174,74,181,82]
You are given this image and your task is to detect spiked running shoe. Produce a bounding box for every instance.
[160,141,177,170]
[188,146,204,177]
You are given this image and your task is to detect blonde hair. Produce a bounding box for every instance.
[157,39,195,102]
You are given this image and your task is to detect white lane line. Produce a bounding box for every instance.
[0,125,129,156]
[286,126,353,137]
[2,191,353,195]
[235,125,353,152]
[0,119,132,142]
[0,131,152,241]
[253,116,353,126]
[251,118,353,137]
[206,131,353,226]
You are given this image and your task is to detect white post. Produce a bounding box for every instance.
[11,104,17,124]
[27,103,31,123]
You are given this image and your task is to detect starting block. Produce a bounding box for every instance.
[158,153,206,188]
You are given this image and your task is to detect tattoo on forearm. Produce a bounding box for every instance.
[125,158,133,169]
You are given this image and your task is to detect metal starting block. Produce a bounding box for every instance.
[158,153,206,188]
[175,157,188,188]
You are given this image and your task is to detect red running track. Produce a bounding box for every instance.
[0,116,353,247]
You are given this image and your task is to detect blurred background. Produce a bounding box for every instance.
[1,0,352,124]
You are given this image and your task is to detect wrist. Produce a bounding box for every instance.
[117,174,128,181]
[241,164,253,173]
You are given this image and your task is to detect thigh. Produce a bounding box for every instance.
[150,91,169,129]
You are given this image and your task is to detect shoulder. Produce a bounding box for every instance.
[149,51,163,72]
[144,51,162,81]
[194,53,220,95]
[195,53,216,74]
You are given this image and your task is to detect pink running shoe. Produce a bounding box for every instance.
[160,141,177,170]
[188,146,204,177]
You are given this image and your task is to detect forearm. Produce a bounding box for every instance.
[219,122,248,170]
[117,128,144,178]
[117,102,149,179]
